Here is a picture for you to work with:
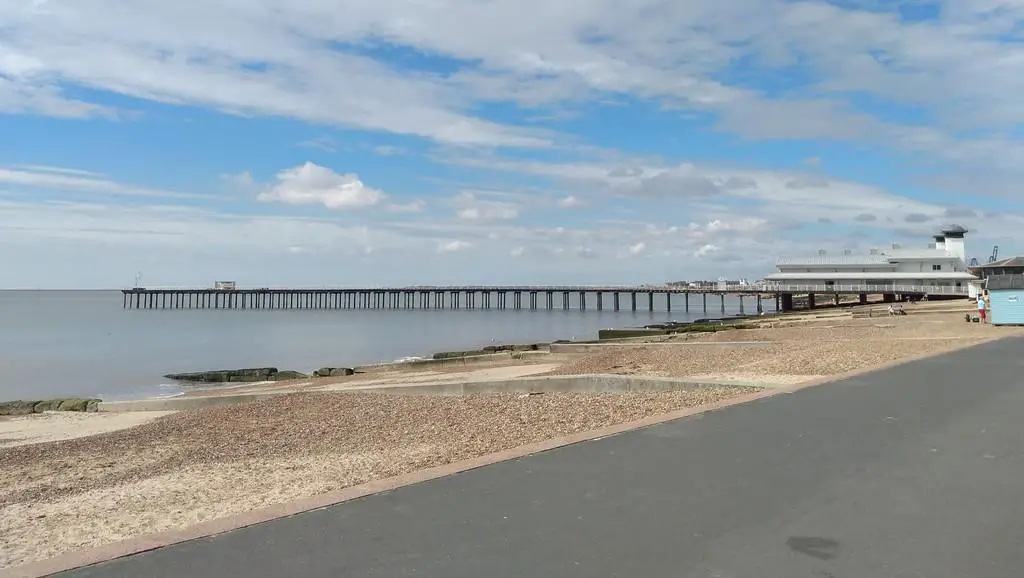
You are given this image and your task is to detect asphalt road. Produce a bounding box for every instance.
[62,336,1024,578]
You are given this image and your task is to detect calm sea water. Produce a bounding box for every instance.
[0,290,773,401]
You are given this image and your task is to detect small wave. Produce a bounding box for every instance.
[153,391,185,399]
[393,355,428,363]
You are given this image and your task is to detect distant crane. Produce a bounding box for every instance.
[988,245,1000,263]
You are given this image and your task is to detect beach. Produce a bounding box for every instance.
[0,299,1015,570]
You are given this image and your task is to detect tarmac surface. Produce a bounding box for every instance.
[60,336,1024,578]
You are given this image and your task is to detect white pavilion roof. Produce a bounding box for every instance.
[763,271,978,281]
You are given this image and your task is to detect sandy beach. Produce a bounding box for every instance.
[0,411,177,449]
[0,299,1016,570]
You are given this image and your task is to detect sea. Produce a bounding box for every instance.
[0,290,774,401]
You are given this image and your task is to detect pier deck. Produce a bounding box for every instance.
[120,284,967,312]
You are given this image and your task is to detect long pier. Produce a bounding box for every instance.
[121,283,968,313]
[120,286,774,313]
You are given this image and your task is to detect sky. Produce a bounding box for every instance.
[1,0,1022,289]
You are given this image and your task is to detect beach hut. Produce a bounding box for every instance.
[986,274,1024,326]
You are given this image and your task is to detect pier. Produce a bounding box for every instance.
[120,283,969,313]
[121,286,773,314]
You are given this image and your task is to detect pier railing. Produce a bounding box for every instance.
[763,283,970,296]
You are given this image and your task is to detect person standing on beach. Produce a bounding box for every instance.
[977,292,987,323]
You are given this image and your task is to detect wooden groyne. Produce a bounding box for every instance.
[121,286,775,313]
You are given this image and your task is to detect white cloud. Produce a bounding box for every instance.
[694,244,720,258]
[6,0,1024,170]
[457,206,519,220]
[0,2,550,148]
[221,171,255,189]
[0,76,118,119]
[0,199,388,252]
[0,165,207,200]
[448,154,946,228]
[373,145,405,156]
[258,162,384,209]
[700,218,769,235]
[452,192,520,221]
[12,164,103,177]
[296,136,338,152]
[5,162,1018,288]
[387,199,426,213]
[557,195,584,208]
[628,242,646,255]
[645,224,680,236]
[0,199,418,287]
[438,239,472,253]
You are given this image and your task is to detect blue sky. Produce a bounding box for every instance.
[1,0,1022,289]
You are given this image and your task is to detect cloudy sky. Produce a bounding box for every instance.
[1,0,1020,289]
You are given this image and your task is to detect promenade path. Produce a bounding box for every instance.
[62,336,1024,577]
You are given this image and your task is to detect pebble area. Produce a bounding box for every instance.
[0,388,751,568]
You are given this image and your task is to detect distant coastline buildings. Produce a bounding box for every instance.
[763,225,978,297]
[973,257,1024,280]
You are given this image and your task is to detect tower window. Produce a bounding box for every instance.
[932,264,942,271]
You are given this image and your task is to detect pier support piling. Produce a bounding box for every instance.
[779,293,793,312]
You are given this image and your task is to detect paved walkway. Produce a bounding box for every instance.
[63,337,1024,578]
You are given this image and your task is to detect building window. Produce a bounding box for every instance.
[932,264,942,271]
